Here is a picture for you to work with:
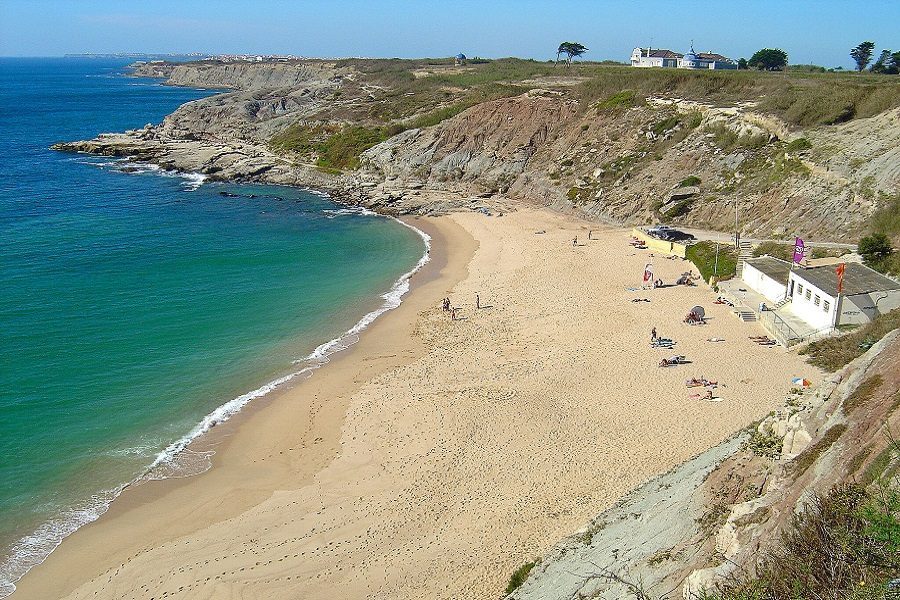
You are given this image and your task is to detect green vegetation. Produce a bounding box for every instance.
[556,42,588,66]
[705,124,768,152]
[859,233,897,275]
[785,137,812,152]
[505,560,537,594]
[752,241,794,261]
[270,123,392,171]
[596,89,639,111]
[744,429,783,459]
[801,308,900,371]
[687,241,737,283]
[678,175,701,187]
[748,48,788,71]
[663,198,695,218]
[851,41,877,73]
[704,483,900,600]
[650,115,680,136]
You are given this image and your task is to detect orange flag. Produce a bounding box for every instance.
[836,263,846,294]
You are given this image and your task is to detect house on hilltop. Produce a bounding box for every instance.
[631,44,735,70]
[630,47,683,68]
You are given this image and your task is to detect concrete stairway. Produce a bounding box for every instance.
[735,308,757,322]
[734,240,754,278]
[771,297,792,310]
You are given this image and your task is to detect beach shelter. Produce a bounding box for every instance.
[691,305,705,319]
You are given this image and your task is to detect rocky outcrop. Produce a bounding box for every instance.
[131,60,350,90]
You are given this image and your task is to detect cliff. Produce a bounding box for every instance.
[56,59,900,240]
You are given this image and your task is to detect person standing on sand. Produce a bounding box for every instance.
[651,327,657,342]
[588,230,593,240]
[476,294,480,309]
[573,236,578,247]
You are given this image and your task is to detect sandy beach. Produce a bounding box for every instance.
[15,208,820,600]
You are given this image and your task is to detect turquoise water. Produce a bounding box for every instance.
[0,58,425,594]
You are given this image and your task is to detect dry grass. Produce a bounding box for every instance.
[800,309,900,371]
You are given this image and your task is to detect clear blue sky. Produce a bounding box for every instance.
[2,0,897,68]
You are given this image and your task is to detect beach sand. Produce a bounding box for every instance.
[15,209,819,600]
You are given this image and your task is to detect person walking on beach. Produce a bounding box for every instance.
[572,236,578,247]
[476,293,481,309]
[588,230,593,240]
[651,327,657,342]
[451,307,459,321]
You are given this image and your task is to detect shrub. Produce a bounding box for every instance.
[752,241,794,261]
[505,560,536,594]
[710,483,900,599]
[800,308,900,371]
[786,137,813,152]
[687,241,737,283]
[859,233,894,263]
[596,89,640,111]
[679,175,702,187]
[744,430,783,459]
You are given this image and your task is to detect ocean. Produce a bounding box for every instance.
[0,58,426,595]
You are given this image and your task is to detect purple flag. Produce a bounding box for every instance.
[792,237,805,264]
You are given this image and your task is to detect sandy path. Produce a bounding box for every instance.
[16,209,819,600]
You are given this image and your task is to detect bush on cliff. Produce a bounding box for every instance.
[705,482,900,600]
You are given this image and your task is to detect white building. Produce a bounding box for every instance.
[787,262,900,330]
[678,45,736,70]
[742,256,900,331]
[631,45,735,70]
[630,47,682,68]
[741,256,792,303]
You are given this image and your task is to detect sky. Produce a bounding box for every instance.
[1,0,898,69]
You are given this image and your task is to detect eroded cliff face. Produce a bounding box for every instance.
[359,93,899,240]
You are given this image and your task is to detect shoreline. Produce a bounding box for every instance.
[11,213,474,600]
[13,209,821,600]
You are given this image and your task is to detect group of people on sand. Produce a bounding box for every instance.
[442,293,484,321]
[441,297,459,321]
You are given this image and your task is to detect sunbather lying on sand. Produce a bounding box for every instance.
[659,355,686,367]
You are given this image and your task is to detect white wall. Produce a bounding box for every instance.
[741,262,787,302]
[788,272,837,330]
[840,289,900,325]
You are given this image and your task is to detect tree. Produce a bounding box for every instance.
[871,49,900,74]
[850,41,875,72]
[737,57,748,70]
[556,42,588,66]
[858,233,893,265]
[748,48,788,71]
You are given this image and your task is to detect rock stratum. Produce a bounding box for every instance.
[56,59,900,238]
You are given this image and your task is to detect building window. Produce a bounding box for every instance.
[805,289,811,301]
[797,284,803,295]
[814,295,820,306]
[823,300,830,312]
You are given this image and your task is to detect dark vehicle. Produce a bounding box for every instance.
[647,226,695,242]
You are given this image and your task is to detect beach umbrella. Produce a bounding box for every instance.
[791,377,812,387]
[691,305,705,318]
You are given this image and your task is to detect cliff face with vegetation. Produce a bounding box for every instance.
[57,58,900,241]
